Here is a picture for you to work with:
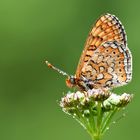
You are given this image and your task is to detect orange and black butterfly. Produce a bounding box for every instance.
[46,13,132,92]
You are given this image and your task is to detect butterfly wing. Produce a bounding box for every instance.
[75,13,132,89]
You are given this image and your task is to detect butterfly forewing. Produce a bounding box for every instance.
[75,13,132,89]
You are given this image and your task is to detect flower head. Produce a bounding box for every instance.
[60,89,132,140]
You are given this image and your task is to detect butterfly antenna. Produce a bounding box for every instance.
[45,60,70,77]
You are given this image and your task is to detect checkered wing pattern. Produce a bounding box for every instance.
[75,13,132,89]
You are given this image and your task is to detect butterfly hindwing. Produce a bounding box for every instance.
[80,41,132,89]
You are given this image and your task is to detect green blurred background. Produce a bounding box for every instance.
[0,0,139,140]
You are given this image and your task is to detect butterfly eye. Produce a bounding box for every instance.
[66,76,76,88]
[70,76,76,84]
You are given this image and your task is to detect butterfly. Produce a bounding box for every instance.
[46,13,132,92]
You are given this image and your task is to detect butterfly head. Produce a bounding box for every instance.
[66,76,77,88]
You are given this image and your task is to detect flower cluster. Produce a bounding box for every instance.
[60,89,132,140]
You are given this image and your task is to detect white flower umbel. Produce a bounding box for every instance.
[60,89,132,140]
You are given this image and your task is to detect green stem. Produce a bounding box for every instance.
[97,102,102,131]
[91,134,100,140]
[89,108,96,133]
[93,102,103,140]
[91,132,101,140]
[92,135,101,140]
[101,107,118,134]
[74,108,93,135]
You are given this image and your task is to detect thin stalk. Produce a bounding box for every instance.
[74,108,92,135]
[89,108,96,133]
[93,102,103,140]
[97,102,102,132]
[101,107,118,134]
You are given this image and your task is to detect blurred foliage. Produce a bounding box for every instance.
[0,0,139,140]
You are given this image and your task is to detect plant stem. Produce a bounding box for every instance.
[91,134,100,140]
[89,108,96,133]
[75,109,92,134]
[101,107,118,134]
[93,102,102,140]
[97,102,102,132]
